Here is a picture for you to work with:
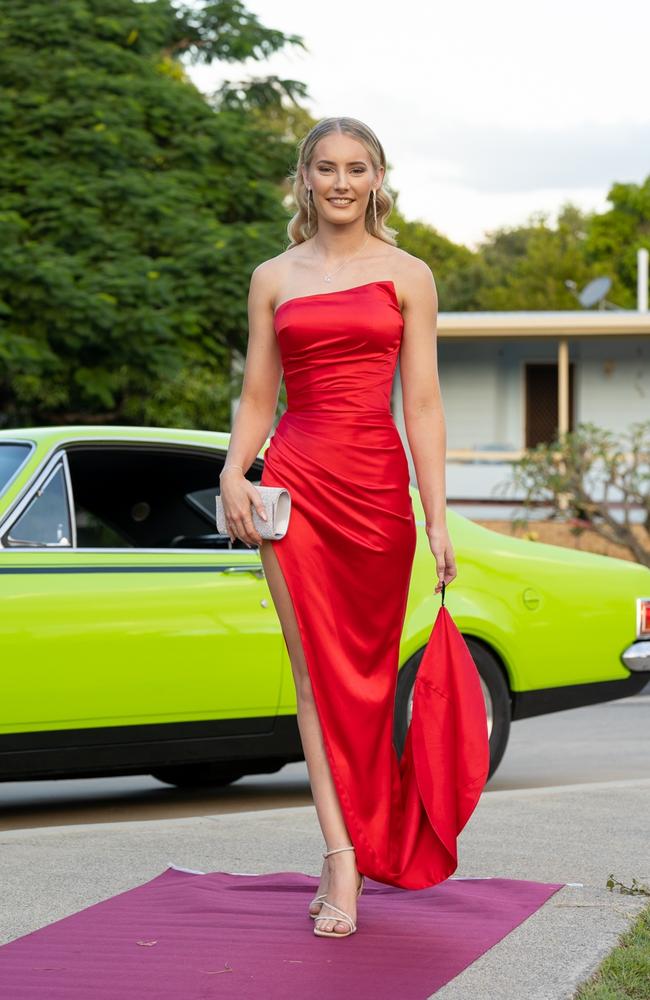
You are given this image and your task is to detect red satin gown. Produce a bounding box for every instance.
[260,279,485,890]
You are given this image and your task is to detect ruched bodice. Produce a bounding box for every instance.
[273,280,402,414]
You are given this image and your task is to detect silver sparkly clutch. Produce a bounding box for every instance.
[216,483,291,540]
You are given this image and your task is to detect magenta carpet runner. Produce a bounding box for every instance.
[0,864,565,999]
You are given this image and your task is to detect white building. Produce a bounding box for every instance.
[393,310,650,520]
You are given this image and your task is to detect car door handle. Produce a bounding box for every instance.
[223,565,265,578]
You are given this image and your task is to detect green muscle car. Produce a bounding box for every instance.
[0,425,648,786]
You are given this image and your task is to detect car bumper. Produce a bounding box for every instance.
[621,640,650,672]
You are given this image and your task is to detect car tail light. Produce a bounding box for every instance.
[638,598,650,638]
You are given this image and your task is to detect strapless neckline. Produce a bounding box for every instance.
[273,279,398,319]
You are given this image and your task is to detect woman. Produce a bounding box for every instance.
[218,116,457,938]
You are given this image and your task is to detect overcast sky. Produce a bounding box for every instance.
[186,0,650,250]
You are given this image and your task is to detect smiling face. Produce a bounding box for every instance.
[302,131,384,226]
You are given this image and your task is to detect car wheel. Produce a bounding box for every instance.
[393,637,511,780]
[151,763,250,788]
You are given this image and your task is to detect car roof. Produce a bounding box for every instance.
[0,425,234,448]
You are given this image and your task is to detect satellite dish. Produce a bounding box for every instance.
[578,276,612,308]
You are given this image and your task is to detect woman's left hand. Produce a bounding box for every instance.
[426,523,457,594]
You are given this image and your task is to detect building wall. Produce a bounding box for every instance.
[394,336,648,452]
[576,337,648,429]
[391,335,649,511]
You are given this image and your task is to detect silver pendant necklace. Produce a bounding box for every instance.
[313,232,370,282]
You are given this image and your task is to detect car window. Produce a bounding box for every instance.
[0,443,32,496]
[76,502,134,547]
[2,462,72,547]
[65,445,260,550]
[185,486,222,522]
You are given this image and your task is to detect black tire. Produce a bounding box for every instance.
[393,636,511,781]
[150,757,289,789]
[151,762,250,788]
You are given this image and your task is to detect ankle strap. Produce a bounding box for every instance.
[323,845,355,858]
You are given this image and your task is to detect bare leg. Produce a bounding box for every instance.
[260,539,362,933]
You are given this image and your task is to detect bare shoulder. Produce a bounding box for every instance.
[249,246,301,313]
[248,254,282,310]
[387,248,437,314]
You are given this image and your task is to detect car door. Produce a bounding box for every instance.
[0,441,283,734]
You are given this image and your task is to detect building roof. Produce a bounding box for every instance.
[437,310,650,338]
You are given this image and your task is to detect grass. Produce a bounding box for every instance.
[573,900,650,999]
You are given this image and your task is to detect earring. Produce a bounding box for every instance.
[307,187,311,228]
[372,189,378,227]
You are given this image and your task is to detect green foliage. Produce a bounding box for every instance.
[574,899,650,1000]
[390,211,483,311]
[393,191,649,314]
[2,1,649,433]
[475,205,595,310]
[0,0,305,428]
[493,420,650,567]
[584,176,650,308]
[607,874,650,897]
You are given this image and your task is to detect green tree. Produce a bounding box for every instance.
[391,211,483,312]
[0,0,308,428]
[476,204,596,310]
[584,176,650,308]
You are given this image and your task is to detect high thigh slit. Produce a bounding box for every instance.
[259,532,366,847]
[260,537,353,843]
[259,279,482,890]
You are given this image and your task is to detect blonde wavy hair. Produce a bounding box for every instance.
[285,117,398,248]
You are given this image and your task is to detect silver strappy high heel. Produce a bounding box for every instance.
[312,845,364,938]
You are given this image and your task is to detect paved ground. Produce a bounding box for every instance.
[2,775,649,999]
[2,682,649,832]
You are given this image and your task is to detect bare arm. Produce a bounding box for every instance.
[222,263,282,470]
[399,260,457,590]
[218,263,283,546]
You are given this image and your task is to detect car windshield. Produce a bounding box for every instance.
[0,443,31,496]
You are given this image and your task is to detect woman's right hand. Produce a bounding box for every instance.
[218,469,268,547]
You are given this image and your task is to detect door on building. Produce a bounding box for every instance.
[524,362,574,447]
